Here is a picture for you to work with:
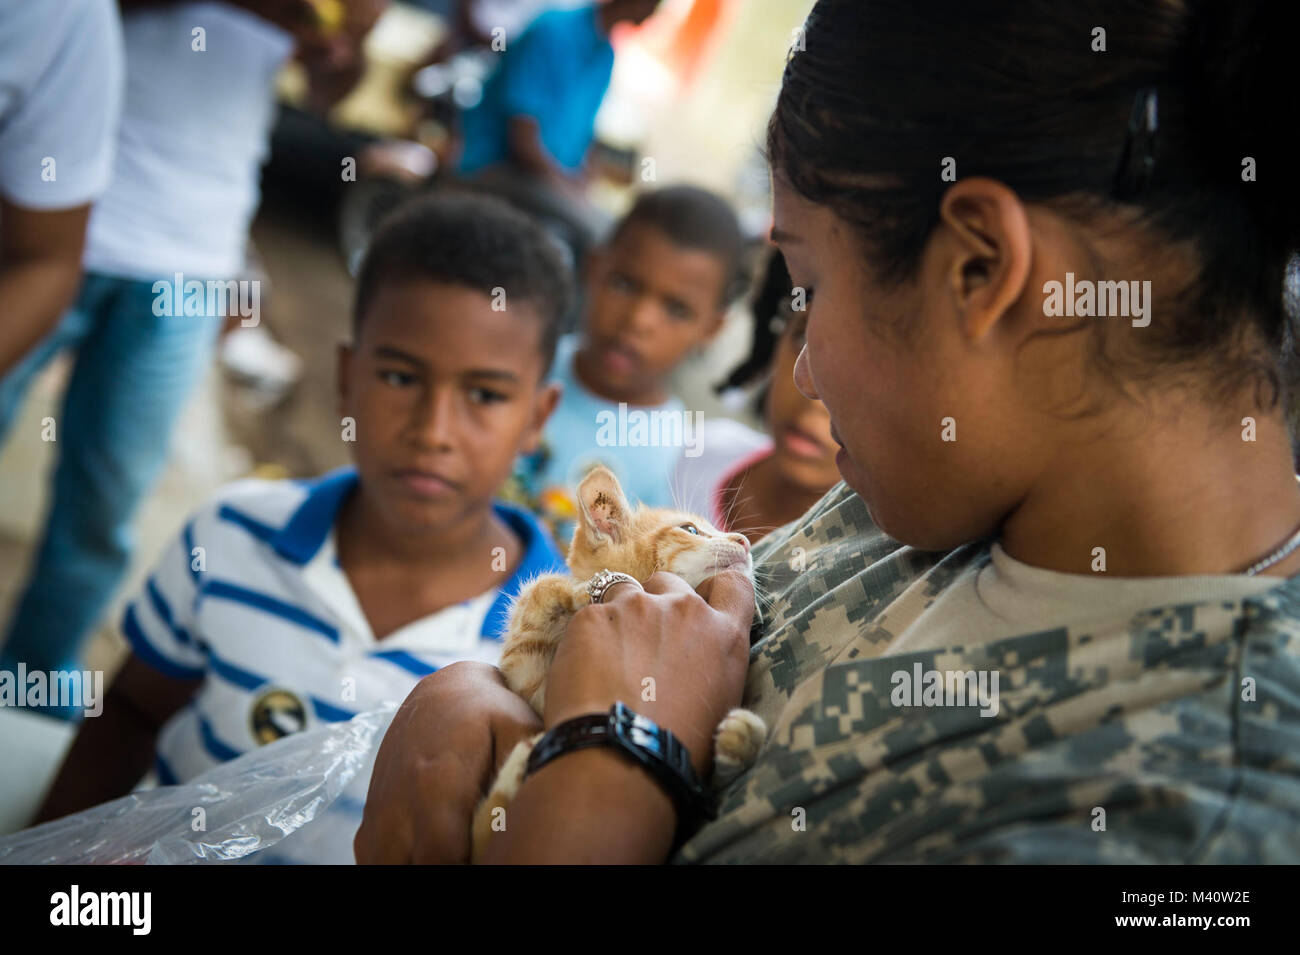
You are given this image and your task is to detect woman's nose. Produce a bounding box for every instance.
[793,344,821,400]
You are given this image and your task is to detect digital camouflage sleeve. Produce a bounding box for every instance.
[673,482,1300,863]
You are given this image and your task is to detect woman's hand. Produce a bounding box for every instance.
[474,568,756,863]
[543,568,755,777]
[353,661,542,864]
[357,569,756,865]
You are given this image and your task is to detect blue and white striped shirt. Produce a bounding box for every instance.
[123,467,567,786]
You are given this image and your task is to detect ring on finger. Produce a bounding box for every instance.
[587,568,643,605]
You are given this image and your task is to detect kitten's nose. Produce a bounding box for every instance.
[731,534,751,554]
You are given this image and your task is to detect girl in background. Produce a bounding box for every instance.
[672,250,840,542]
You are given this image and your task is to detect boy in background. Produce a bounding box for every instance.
[505,184,746,540]
[31,195,569,839]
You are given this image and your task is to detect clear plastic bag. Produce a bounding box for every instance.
[0,704,396,865]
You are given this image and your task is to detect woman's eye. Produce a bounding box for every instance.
[470,388,507,405]
[379,370,415,387]
[679,523,700,535]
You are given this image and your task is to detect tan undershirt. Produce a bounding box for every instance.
[882,543,1285,656]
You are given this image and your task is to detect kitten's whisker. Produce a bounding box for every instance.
[713,466,749,531]
[668,477,686,513]
[725,523,780,542]
[720,473,747,524]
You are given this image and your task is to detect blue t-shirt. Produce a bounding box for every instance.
[504,335,689,544]
[459,3,614,174]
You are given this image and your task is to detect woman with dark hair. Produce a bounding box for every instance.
[357,0,1300,863]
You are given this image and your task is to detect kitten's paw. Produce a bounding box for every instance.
[711,708,766,788]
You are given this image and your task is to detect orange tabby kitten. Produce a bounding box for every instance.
[470,466,767,861]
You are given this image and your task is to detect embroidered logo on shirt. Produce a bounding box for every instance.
[250,688,307,745]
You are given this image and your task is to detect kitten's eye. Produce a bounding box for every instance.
[679,523,700,535]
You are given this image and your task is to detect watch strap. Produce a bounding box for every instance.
[525,702,716,839]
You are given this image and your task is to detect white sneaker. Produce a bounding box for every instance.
[220,326,303,404]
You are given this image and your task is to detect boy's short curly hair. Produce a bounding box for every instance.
[611,185,748,305]
[353,192,574,376]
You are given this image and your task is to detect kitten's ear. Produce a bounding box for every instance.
[576,466,630,545]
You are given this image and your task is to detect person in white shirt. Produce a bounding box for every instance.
[0,1,383,715]
[0,0,124,376]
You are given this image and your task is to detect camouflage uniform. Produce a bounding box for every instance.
[673,482,1300,863]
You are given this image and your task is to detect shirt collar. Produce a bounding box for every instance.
[273,466,567,635]
[272,467,359,565]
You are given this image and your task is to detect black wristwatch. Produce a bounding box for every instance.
[524,702,716,842]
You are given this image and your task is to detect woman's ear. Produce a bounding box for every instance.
[938,177,1033,342]
[576,465,631,545]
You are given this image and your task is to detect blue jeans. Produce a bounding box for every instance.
[0,272,221,719]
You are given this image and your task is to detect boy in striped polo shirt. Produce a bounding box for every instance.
[33,195,571,837]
